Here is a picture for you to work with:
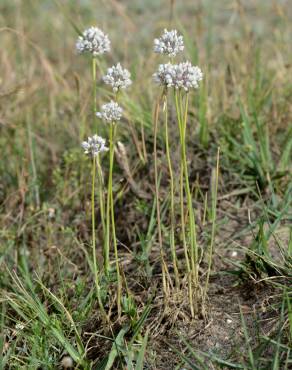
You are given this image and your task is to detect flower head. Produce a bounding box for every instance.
[96,101,123,123]
[82,135,108,157]
[172,62,203,91]
[15,323,25,331]
[103,63,132,92]
[76,27,110,56]
[154,29,184,57]
[153,63,175,88]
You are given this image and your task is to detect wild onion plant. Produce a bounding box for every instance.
[81,135,108,316]
[78,25,208,319]
[77,26,111,317]
[76,26,111,241]
[153,29,203,316]
[153,29,185,290]
[77,27,132,318]
[98,63,132,317]
[96,100,124,317]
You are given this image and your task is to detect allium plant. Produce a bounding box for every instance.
[96,101,123,122]
[82,135,108,318]
[98,62,131,317]
[82,135,108,157]
[96,99,123,316]
[76,27,110,56]
[153,29,203,316]
[153,63,175,88]
[103,63,132,92]
[77,26,131,317]
[154,29,184,57]
[77,26,112,320]
[152,29,185,299]
[153,62,203,91]
[172,62,203,91]
[172,64,203,313]
[76,26,111,118]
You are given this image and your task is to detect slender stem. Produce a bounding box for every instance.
[181,93,199,309]
[104,128,112,275]
[154,94,168,298]
[109,123,122,317]
[92,156,97,275]
[96,157,106,239]
[104,93,119,275]
[92,57,97,114]
[92,57,106,241]
[175,91,190,273]
[90,57,108,320]
[91,156,106,317]
[164,94,179,287]
[175,90,195,317]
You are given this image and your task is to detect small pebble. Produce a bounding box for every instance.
[61,356,74,369]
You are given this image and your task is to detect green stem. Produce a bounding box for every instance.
[175,90,195,317]
[109,123,122,316]
[154,94,168,298]
[92,57,106,243]
[104,128,112,275]
[91,156,106,316]
[96,156,106,239]
[92,156,97,274]
[181,93,199,302]
[92,56,107,261]
[175,91,190,273]
[164,94,179,287]
[92,57,97,114]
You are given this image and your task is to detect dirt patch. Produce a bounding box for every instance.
[145,274,277,369]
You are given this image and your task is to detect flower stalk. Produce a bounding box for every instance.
[153,93,169,298]
[106,122,122,316]
[96,62,130,315]
[163,93,179,287]
[180,93,199,302]
[174,91,194,316]
[152,29,203,314]
[92,57,106,240]
[91,155,105,315]
[82,135,108,319]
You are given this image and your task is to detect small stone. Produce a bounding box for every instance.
[61,355,74,369]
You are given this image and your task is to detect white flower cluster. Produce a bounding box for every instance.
[153,62,203,91]
[82,135,108,157]
[103,63,132,92]
[76,27,110,56]
[154,29,184,57]
[96,101,123,123]
[172,62,203,91]
[153,63,175,88]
